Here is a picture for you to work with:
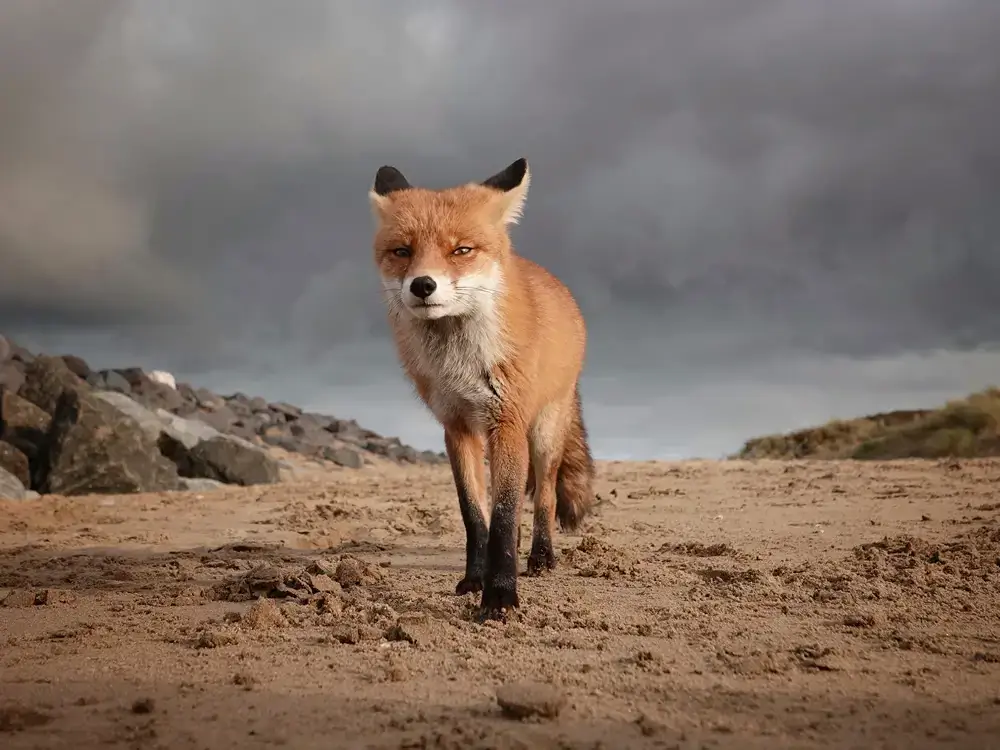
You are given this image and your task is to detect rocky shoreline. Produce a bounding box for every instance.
[0,335,445,500]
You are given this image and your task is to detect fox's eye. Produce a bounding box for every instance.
[452,246,472,256]
[392,247,411,258]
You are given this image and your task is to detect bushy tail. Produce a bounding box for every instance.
[555,385,595,531]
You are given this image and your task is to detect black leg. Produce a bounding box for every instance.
[456,483,488,594]
[444,428,489,595]
[479,424,529,622]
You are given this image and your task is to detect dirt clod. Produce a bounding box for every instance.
[495,681,566,720]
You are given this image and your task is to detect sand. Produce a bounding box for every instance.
[1,457,999,748]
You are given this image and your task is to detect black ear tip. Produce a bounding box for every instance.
[482,157,530,192]
[373,165,412,196]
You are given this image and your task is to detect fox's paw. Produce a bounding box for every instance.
[455,576,483,595]
[477,583,519,623]
[524,547,556,577]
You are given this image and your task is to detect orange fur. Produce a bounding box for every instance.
[369,158,595,620]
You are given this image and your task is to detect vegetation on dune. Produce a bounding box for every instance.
[735,387,1000,460]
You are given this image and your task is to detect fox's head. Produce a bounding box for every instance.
[368,158,530,321]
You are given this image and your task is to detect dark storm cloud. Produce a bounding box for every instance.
[2,0,999,456]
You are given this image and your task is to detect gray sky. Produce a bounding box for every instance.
[2,0,999,459]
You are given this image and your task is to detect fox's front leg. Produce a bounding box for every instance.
[480,420,530,622]
[444,425,490,595]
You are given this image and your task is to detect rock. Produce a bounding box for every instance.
[495,681,566,720]
[0,335,9,362]
[41,389,181,496]
[176,382,199,405]
[155,409,221,448]
[227,420,259,442]
[91,391,165,444]
[182,435,281,486]
[388,444,419,463]
[9,342,35,364]
[0,361,26,393]
[0,466,31,500]
[19,355,87,415]
[192,404,237,433]
[130,381,186,413]
[298,412,337,431]
[101,369,132,394]
[324,446,364,469]
[248,396,269,413]
[60,355,92,380]
[116,367,149,389]
[0,440,30,488]
[148,370,176,389]
[194,388,226,410]
[1,388,52,479]
[261,424,293,446]
[224,393,253,417]
[365,438,418,463]
[270,401,302,419]
[179,477,227,492]
[329,419,377,442]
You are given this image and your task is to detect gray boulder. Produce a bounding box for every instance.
[41,389,181,496]
[155,409,220,449]
[181,435,281,486]
[92,391,165,444]
[0,440,31,488]
[324,446,364,469]
[19,355,87,415]
[0,466,31,500]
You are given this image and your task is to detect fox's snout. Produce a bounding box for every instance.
[408,275,437,299]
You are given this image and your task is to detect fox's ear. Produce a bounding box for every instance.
[369,165,411,222]
[481,158,530,225]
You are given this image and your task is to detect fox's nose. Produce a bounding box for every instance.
[409,276,437,299]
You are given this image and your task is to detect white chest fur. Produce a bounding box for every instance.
[405,311,505,426]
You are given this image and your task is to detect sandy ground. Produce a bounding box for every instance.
[1,458,999,749]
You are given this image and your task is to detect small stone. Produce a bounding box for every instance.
[130,698,155,714]
[495,681,566,720]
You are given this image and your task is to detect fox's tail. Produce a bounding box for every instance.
[555,385,595,531]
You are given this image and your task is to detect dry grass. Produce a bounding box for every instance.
[735,387,1000,460]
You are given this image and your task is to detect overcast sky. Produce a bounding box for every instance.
[2,0,999,459]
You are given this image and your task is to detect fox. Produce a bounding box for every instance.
[368,157,595,622]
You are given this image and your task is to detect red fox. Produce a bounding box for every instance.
[368,158,595,621]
